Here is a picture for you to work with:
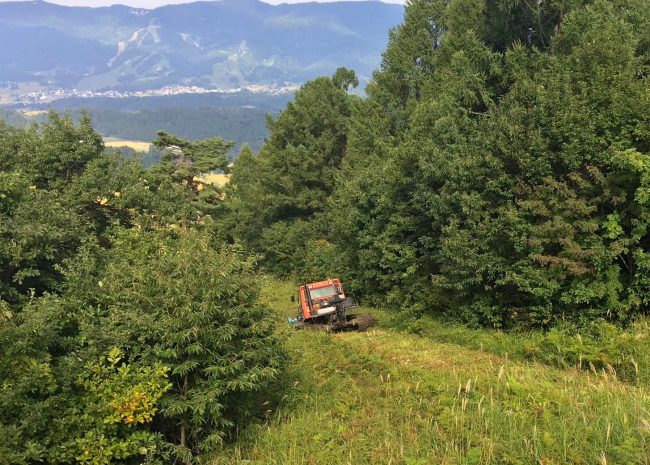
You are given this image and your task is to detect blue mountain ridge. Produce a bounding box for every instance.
[0,0,404,91]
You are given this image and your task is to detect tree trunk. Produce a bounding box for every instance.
[180,374,191,465]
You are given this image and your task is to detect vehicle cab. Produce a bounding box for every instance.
[298,278,346,320]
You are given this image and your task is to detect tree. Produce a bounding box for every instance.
[330,0,650,326]
[0,113,106,304]
[71,228,285,462]
[332,67,359,91]
[223,69,359,274]
[151,131,231,184]
[25,111,104,190]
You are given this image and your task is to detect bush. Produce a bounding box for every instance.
[74,228,286,461]
[0,297,169,465]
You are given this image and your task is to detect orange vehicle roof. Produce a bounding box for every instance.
[303,278,341,288]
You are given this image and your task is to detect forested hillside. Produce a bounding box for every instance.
[223,0,650,329]
[0,115,283,463]
[2,0,649,464]
[46,91,295,153]
[83,107,272,154]
[0,109,27,127]
[0,0,401,91]
[2,105,279,158]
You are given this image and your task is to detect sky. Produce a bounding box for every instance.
[0,0,406,8]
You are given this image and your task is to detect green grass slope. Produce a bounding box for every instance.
[210,281,649,465]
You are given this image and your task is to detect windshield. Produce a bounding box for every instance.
[309,285,337,299]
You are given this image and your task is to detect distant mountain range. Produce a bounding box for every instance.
[0,0,403,93]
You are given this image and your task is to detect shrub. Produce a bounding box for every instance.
[0,296,169,465]
[75,228,286,461]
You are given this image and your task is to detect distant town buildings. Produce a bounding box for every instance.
[0,83,301,106]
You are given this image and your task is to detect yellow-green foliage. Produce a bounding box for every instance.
[75,348,170,465]
[78,348,170,428]
[210,280,650,465]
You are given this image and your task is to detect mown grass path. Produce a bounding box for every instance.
[211,281,649,465]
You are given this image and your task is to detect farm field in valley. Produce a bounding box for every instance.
[103,137,152,152]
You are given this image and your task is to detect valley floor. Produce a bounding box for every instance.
[211,281,650,465]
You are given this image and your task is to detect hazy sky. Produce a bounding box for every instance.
[0,0,405,8]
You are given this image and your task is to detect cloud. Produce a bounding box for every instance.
[4,0,405,8]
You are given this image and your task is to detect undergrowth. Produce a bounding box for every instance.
[393,314,650,388]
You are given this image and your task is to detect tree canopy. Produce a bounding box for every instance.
[0,114,283,464]
[223,0,650,328]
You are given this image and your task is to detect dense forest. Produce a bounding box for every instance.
[83,107,271,154]
[0,109,27,127]
[1,0,649,463]
[3,106,274,156]
[0,114,283,463]
[41,91,293,112]
[224,0,650,328]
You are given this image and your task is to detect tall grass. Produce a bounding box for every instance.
[392,314,650,387]
[208,280,650,465]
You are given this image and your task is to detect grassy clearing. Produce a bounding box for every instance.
[198,173,230,186]
[209,280,650,465]
[104,137,151,152]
